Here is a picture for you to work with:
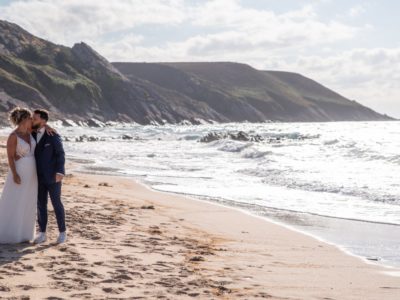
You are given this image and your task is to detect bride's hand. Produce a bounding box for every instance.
[13,173,21,185]
[45,124,57,136]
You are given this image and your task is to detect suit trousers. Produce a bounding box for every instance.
[37,181,66,233]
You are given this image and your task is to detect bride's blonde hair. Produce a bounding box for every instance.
[9,107,32,126]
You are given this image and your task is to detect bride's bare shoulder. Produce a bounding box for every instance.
[8,130,17,137]
[7,131,17,144]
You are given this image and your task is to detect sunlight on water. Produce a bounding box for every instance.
[55,121,400,226]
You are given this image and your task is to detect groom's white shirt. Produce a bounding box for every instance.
[36,127,46,144]
[36,126,64,177]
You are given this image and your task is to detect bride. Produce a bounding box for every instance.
[0,108,40,244]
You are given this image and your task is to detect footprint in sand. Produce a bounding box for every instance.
[16,284,35,291]
[0,285,11,292]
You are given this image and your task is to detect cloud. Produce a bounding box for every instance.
[185,1,358,54]
[0,0,359,52]
[274,48,400,118]
[348,4,367,17]
[0,0,187,46]
[87,0,360,63]
[0,0,360,64]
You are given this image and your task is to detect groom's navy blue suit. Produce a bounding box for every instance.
[33,130,66,233]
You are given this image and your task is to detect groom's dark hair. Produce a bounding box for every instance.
[34,109,49,122]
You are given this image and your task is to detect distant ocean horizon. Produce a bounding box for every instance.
[2,120,399,269]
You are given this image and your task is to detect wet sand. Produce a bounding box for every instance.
[0,137,399,299]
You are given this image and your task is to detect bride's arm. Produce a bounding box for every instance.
[6,133,21,184]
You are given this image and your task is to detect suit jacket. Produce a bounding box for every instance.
[33,131,65,184]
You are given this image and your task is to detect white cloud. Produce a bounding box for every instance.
[0,0,359,51]
[187,1,358,52]
[274,48,400,118]
[348,4,367,17]
[90,1,360,63]
[0,0,187,46]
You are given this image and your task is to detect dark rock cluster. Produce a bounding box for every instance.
[199,131,264,143]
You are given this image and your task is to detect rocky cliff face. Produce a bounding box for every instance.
[114,62,392,122]
[0,19,393,126]
[0,20,224,125]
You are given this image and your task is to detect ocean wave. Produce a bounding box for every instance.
[62,121,400,230]
[238,168,287,177]
[238,166,399,205]
[216,140,253,152]
[323,139,339,145]
[198,130,320,144]
[242,149,272,159]
[338,141,357,148]
[266,132,321,141]
[179,134,202,141]
[344,145,400,165]
[369,154,400,165]
[260,176,400,205]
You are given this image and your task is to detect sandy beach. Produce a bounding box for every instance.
[0,137,399,299]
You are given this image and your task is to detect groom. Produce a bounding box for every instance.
[31,109,67,244]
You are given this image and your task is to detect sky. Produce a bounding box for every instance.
[0,0,399,118]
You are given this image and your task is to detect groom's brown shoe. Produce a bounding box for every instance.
[34,232,47,244]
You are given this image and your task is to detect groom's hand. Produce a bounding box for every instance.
[13,173,21,184]
[55,173,64,183]
[45,124,57,136]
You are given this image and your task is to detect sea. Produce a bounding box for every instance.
[2,121,399,269]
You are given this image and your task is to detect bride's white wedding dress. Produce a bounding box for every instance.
[0,134,38,244]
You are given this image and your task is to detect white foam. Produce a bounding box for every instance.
[59,120,400,268]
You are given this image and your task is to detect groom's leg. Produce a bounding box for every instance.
[37,182,49,232]
[48,182,66,232]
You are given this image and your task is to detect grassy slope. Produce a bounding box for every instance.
[114,62,392,122]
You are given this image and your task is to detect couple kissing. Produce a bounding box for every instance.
[0,107,67,245]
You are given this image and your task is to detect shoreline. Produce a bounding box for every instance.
[124,175,400,270]
[84,169,395,267]
[1,137,400,298]
[149,186,400,269]
[73,161,400,270]
[139,178,400,270]
[85,173,400,297]
[72,151,400,272]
